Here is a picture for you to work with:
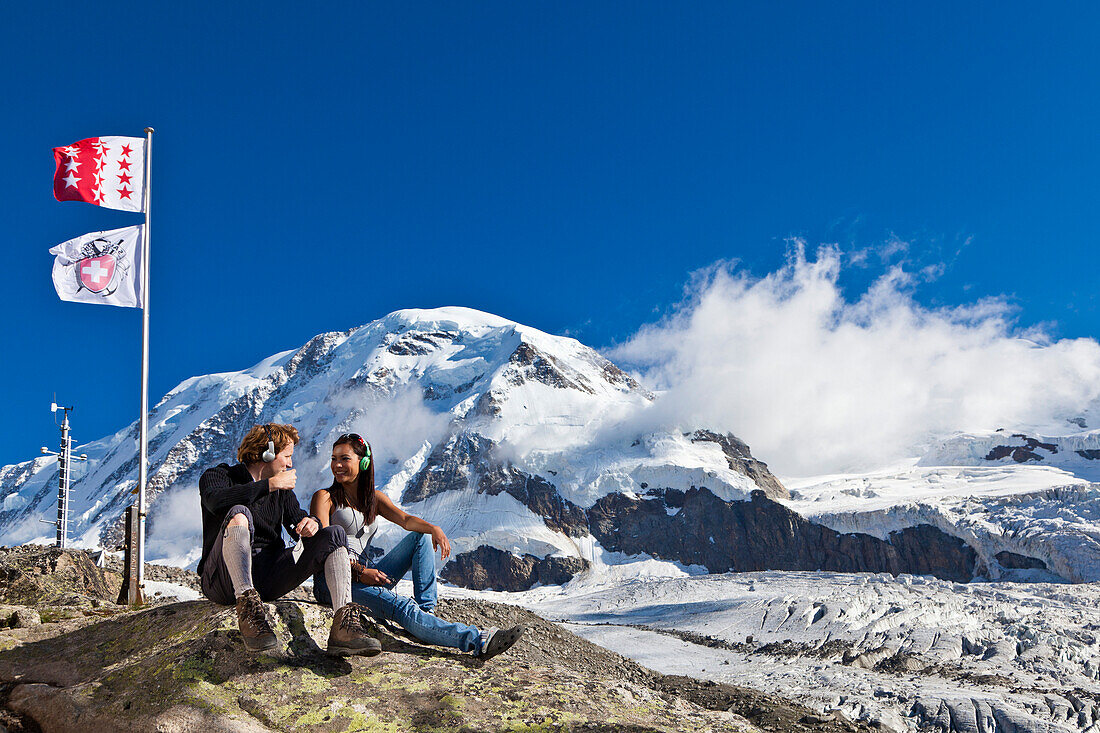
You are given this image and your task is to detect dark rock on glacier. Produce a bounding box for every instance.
[983,434,1058,462]
[588,488,978,583]
[994,550,1047,570]
[440,544,591,591]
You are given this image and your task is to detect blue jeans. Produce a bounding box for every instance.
[314,531,482,653]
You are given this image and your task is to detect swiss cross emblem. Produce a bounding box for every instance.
[78,254,117,293]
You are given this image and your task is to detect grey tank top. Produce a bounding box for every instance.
[330,504,379,561]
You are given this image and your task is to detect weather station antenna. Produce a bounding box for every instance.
[39,400,88,549]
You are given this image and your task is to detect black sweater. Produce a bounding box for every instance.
[197,463,308,576]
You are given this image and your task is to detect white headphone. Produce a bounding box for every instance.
[261,424,276,462]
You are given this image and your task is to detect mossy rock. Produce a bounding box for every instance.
[0,598,758,732]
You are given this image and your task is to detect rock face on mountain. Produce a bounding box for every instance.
[0,546,874,733]
[441,545,591,591]
[441,487,978,591]
[589,489,978,583]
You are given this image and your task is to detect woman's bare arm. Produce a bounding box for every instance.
[309,489,334,528]
[376,492,451,559]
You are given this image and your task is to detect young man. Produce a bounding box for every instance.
[197,423,380,656]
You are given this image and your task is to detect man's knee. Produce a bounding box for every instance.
[224,506,253,534]
[317,524,346,553]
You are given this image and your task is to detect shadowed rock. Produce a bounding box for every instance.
[588,488,978,582]
[441,545,590,591]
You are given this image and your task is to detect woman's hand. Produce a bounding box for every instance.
[351,560,391,586]
[430,525,451,560]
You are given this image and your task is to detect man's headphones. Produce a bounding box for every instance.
[261,424,276,463]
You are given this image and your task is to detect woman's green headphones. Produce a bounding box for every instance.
[338,433,372,472]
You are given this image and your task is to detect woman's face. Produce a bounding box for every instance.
[331,444,360,484]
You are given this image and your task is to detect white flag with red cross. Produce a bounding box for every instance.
[52,136,145,213]
[49,225,144,308]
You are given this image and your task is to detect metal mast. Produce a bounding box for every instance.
[40,402,87,549]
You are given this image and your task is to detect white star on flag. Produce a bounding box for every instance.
[63,172,80,188]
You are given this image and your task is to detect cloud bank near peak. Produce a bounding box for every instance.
[609,242,1100,476]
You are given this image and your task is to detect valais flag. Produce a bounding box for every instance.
[53,136,145,213]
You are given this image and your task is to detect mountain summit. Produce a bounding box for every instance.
[0,308,788,587]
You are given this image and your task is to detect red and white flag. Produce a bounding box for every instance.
[49,225,144,308]
[53,136,145,213]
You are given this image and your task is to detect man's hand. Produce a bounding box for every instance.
[295,516,318,537]
[351,561,391,586]
[430,526,451,560]
[268,469,297,491]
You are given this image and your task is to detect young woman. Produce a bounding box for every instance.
[310,433,524,659]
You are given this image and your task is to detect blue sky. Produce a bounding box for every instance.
[2,3,1099,466]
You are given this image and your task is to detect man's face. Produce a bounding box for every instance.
[263,442,294,478]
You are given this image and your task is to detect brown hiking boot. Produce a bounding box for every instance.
[235,588,278,653]
[328,603,382,657]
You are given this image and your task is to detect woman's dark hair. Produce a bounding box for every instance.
[328,434,377,523]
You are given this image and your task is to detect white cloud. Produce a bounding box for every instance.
[609,242,1100,476]
[146,485,203,566]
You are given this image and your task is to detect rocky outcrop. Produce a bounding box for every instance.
[478,464,589,537]
[689,430,788,499]
[402,430,978,589]
[588,488,978,583]
[0,545,116,608]
[405,426,787,540]
[504,341,596,394]
[405,431,591,537]
[402,432,487,503]
[383,328,458,356]
[984,434,1058,463]
[441,545,590,591]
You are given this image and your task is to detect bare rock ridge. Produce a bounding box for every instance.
[441,545,589,591]
[592,489,977,582]
[0,546,873,733]
[445,488,979,591]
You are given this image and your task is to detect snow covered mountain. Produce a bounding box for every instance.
[784,427,1100,583]
[6,306,1100,732]
[0,308,788,579]
[1,306,1094,590]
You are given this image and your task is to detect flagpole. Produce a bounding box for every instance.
[131,127,153,606]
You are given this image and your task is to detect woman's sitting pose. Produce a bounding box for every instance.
[310,433,524,659]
